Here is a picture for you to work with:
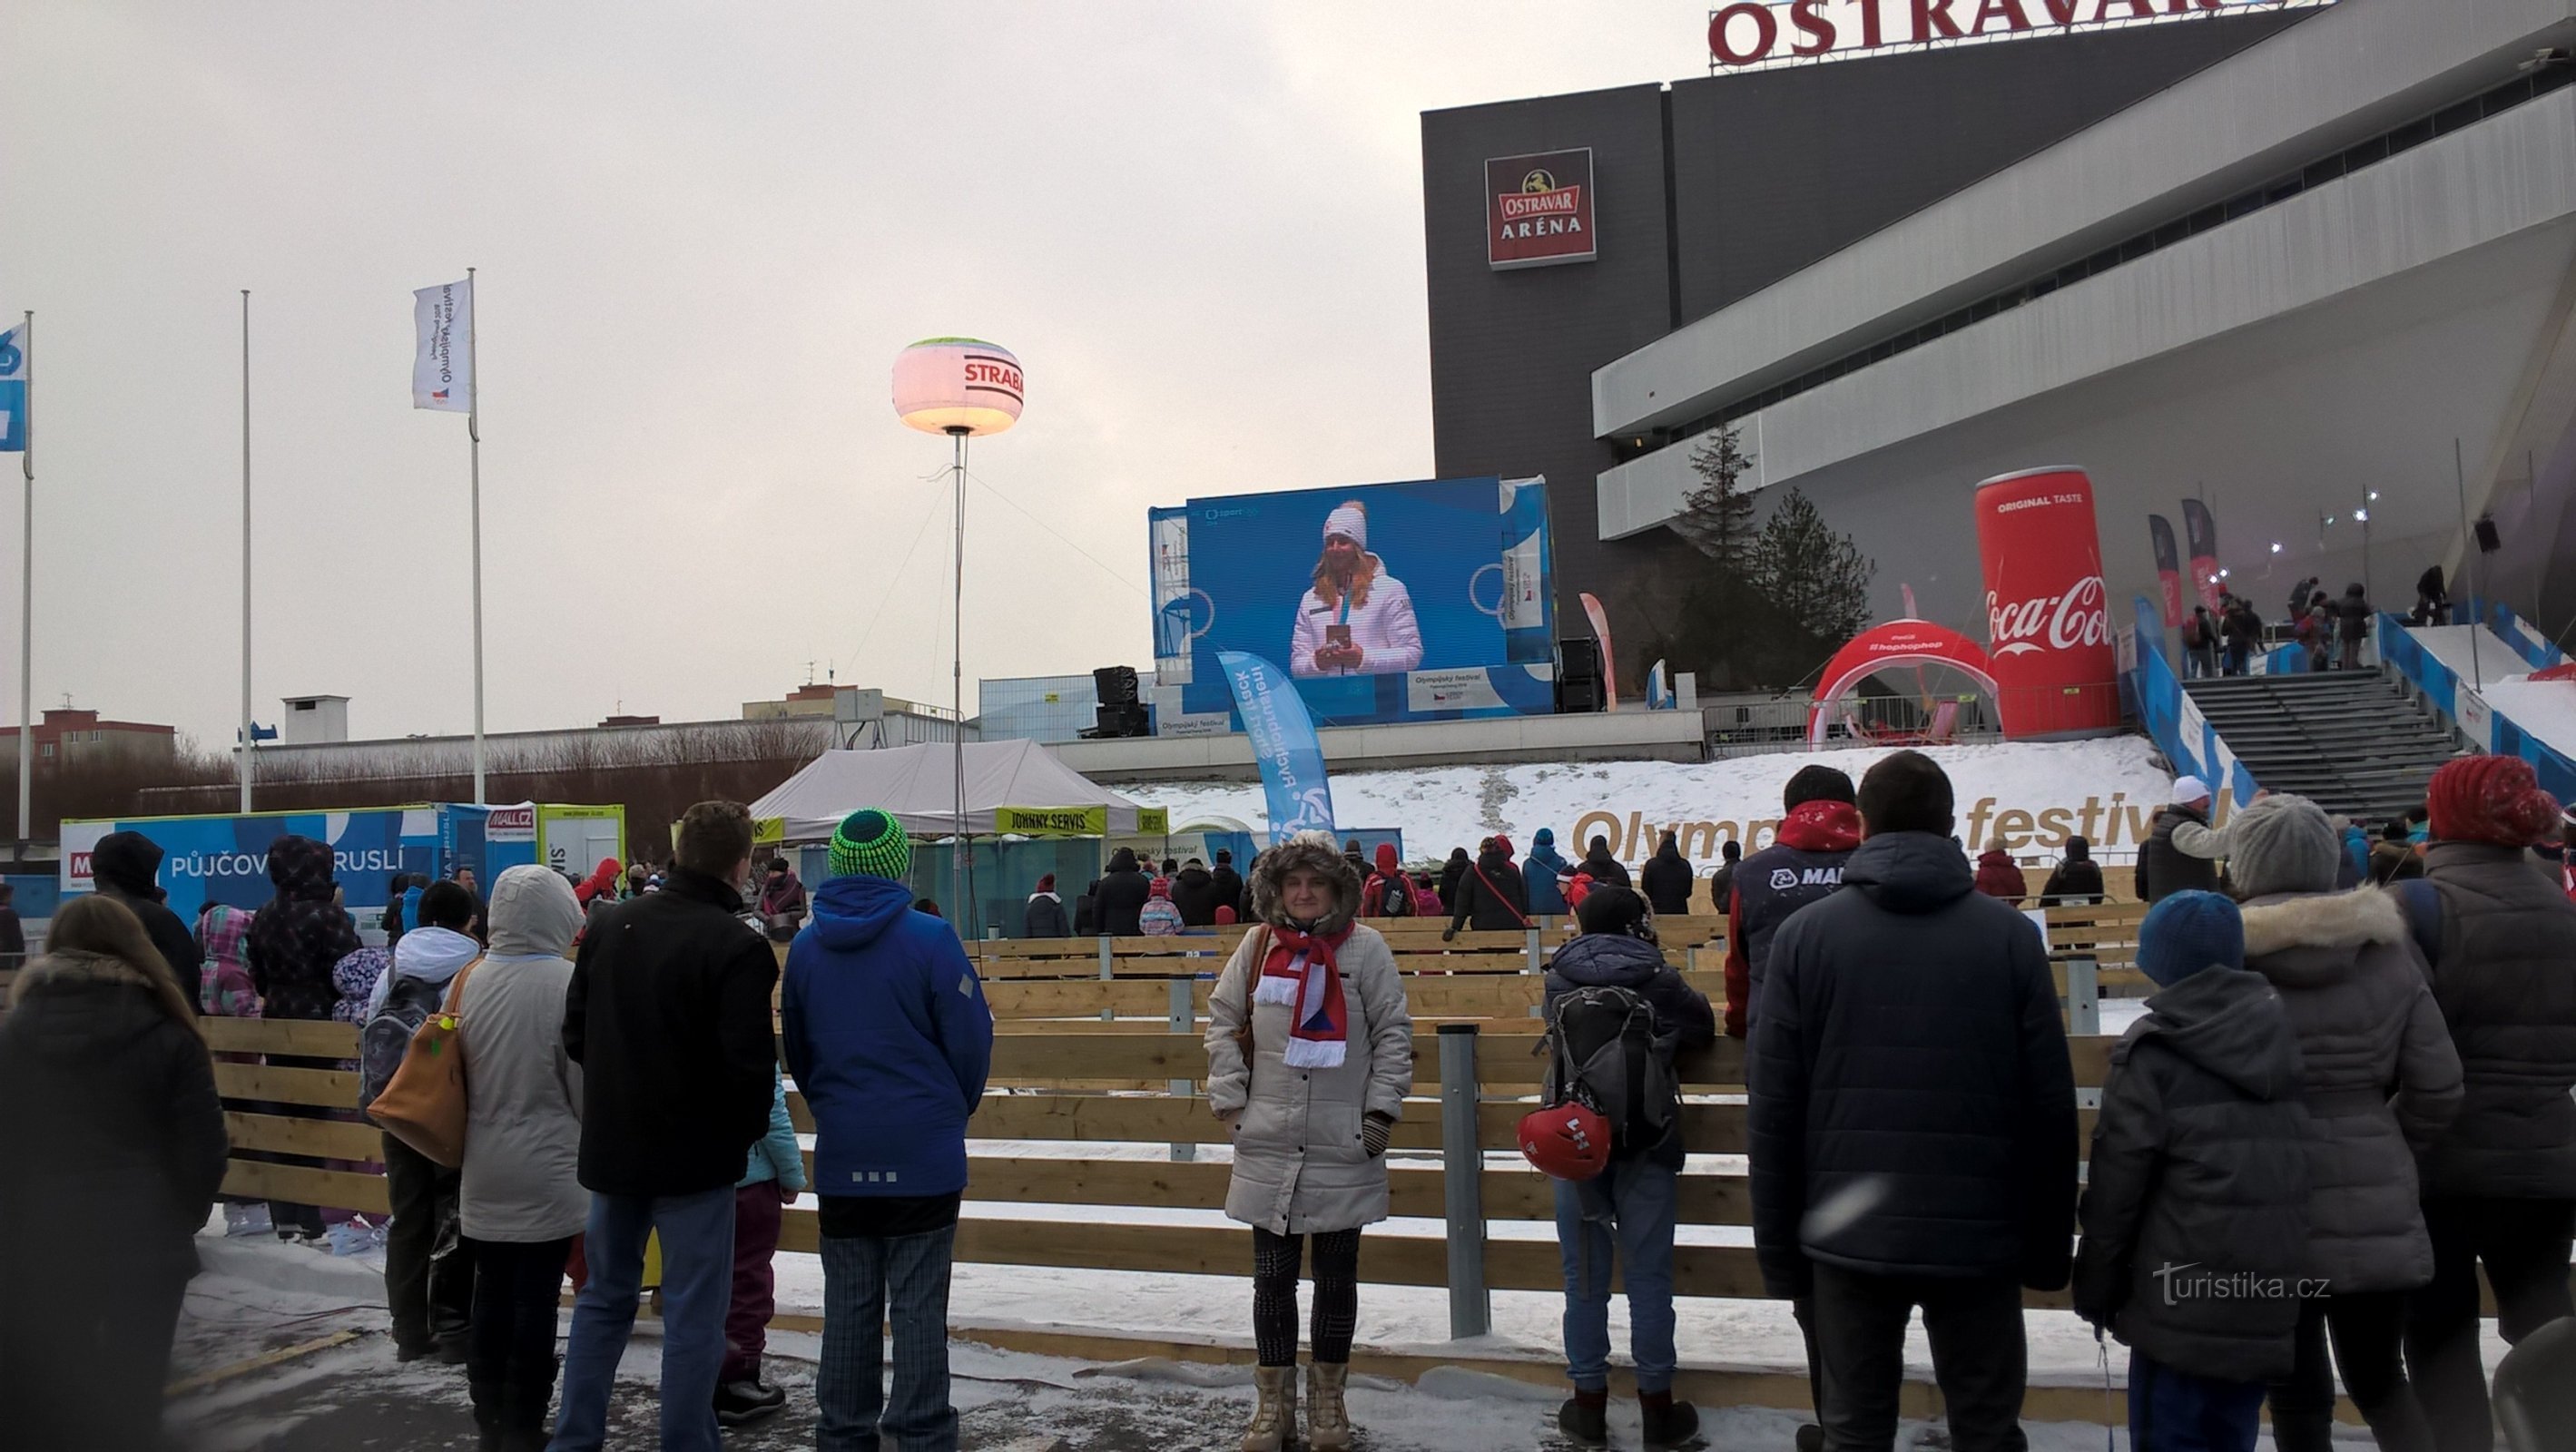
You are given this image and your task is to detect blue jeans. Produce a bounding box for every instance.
[1554,1159,1679,1393]
[547,1186,736,1452]
[818,1226,959,1452]
[2129,1352,2264,1452]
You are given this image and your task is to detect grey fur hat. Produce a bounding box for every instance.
[2225,793,2342,898]
[1247,829,1361,936]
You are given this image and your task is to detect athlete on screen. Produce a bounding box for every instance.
[1289,501,1424,677]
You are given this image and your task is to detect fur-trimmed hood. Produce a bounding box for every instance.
[2240,888,2407,986]
[1247,829,1361,935]
[10,947,162,1006]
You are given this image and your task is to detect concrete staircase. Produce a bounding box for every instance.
[2182,671,2464,824]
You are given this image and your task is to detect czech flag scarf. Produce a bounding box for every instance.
[1251,923,1352,1069]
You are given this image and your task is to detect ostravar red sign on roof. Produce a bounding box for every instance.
[1486,148,1597,271]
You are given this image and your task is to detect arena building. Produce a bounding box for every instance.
[1425,0,2576,682]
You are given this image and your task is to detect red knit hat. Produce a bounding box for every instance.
[2428,756,2562,849]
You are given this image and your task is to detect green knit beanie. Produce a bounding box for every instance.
[830,809,910,881]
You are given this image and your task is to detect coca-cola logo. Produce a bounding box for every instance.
[1988,576,2109,657]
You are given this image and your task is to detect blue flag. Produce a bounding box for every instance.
[0,322,24,454]
[1218,651,1335,846]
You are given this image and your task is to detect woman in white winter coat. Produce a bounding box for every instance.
[1205,829,1414,1452]
[455,865,588,1452]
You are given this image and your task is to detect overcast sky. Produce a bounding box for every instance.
[2,1,1721,749]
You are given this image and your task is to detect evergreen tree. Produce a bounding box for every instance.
[1755,486,1876,645]
[1669,427,1759,575]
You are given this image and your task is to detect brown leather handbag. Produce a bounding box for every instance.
[367,957,483,1167]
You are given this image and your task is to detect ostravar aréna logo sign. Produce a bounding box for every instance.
[1486,149,1597,271]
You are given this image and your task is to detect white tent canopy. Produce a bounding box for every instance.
[751,739,1148,841]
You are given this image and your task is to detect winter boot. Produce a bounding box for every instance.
[1556,1387,1609,1447]
[1794,1424,1825,1452]
[1640,1389,1703,1450]
[1307,1361,1353,1452]
[1240,1364,1296,1452]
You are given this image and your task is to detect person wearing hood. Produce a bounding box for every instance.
[448,866,586,1451]
[1140,878,1185,937]
[1705,839,1741,917]
[1522,829,1571,917]
[85,829,202,1016]
[1443,838,1531,938]
[2390,757,2576,1452]
[2074,892,2311,1452]
[2337,581,2374,670]
[1358,843,1415,918]
[1638,831,1696,917]
[2221,794,2462,1452]
[2138,778,2220,904]
[0,894,228,1452]
[1437,847,1471,915]
[1170,858,1221,927]
[555,802,782,1452]
[756,858,808,943]
[2038,838,2105,907]
[1973,847,2028,903]
[1541,887,1716,1449]
[1020,875,1070,938]
[244,834,362,1242]
[1209,849,1247,922]
[783,809,993,1452]
[1747,751,2079,1452]
[1090,848,1152,937]
[1726,765,1863,1043]
[364,881,486,1364]
[1204,830,1413,1452]
[1578,836,1631,890]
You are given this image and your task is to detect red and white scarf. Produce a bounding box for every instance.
[1251,924,1352,1069]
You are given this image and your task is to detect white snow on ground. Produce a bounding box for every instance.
[1122,738,2176,865]
[2405,624,2533,696]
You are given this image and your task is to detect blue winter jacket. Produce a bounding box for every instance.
[1523,830,1571,917]
[738,1074,809,1192]
[782,873,994,1198]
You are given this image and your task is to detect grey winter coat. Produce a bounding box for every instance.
[2138,803,2220,903]
[2413,842,2576,1198]
[458,867,588,1243]
[2073,966,2312,1382]
[1204,834,1415,1236]
[2239,888,2463,1292]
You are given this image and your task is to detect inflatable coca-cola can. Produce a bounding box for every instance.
[1976,466,2119,740]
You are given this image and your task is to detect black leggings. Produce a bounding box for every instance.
[2269,1290,2433,1452]
[1252,1227,1359,1368]
[464,1235,576,1445]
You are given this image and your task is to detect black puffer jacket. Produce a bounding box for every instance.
[244,835,359,1023]
[1638,839,1696,917]
[2138,804,2219,903]
[2411,843,2576,1198]
[1748,832,2079,1296]
[1208,862,1246,920]
[2074,966,2311,1381]
[1579,844,1632,890]
[1438,849,1470,915]
[1090,849,1151,937]
[564,865,782,1198]
[0,950,229,1290]
[86,831,202,1016]
[1543,932,1716,1170]
[1168,865,1221,927]
[1446,849,1529,933]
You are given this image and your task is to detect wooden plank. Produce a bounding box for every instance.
[213,1062,363,1109]
[221,1159,390,1216]
[201,1017,359,1057]
[225,1110,387,1162]
[987,980,1173,1019]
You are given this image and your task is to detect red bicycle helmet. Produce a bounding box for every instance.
[1518,1103,1612,1182]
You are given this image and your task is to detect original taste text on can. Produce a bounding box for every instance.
[1976,467,2119,740]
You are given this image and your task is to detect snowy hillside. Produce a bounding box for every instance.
[1124,736,2176,866]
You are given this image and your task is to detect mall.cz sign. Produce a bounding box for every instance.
[1707,0,2316,69]
[1486,149,1597,271]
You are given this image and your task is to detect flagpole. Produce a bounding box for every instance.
[240,290,254,812]
[467,267,485,806]
[16,310,31,845]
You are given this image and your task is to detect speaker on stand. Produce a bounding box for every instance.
[1556,638,1605,714]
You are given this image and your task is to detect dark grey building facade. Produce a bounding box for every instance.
[1421,14,2310,683]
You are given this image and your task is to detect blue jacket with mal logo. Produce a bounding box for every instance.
[782,873,994,1198]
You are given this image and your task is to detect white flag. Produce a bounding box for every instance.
[412,278,473,412]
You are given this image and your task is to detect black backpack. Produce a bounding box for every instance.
[1541,985,1680,1157]
[1377,872,1414,917]
[359,974,450,1114]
